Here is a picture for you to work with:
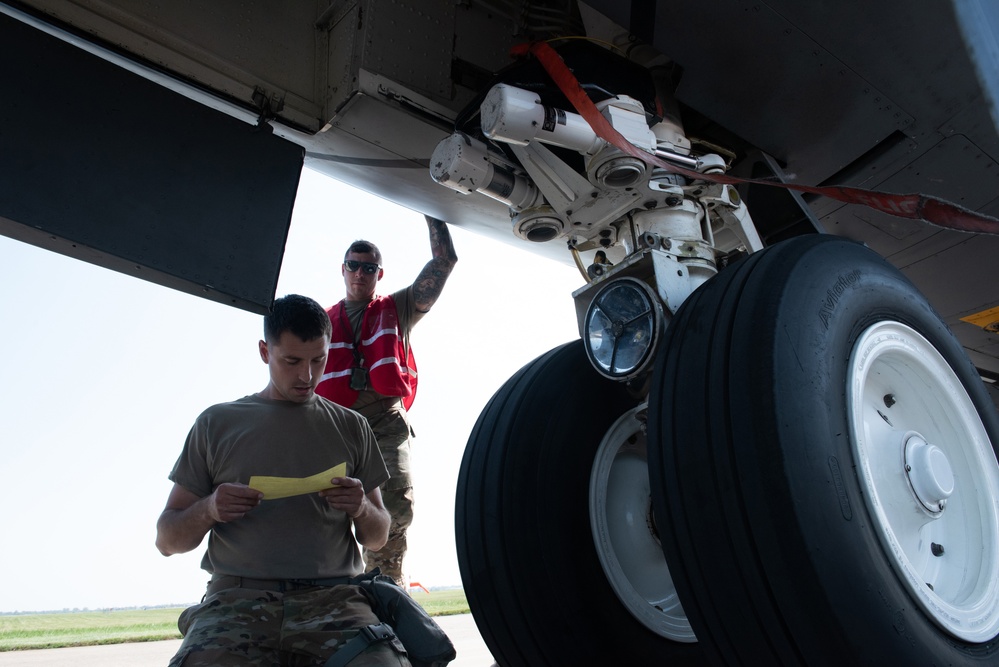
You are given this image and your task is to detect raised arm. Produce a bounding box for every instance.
[412,215,458,313]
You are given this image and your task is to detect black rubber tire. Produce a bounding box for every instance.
[647,234,999,666]
[456,341,705,666]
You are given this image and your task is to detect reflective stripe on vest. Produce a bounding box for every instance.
[316,296,418,409]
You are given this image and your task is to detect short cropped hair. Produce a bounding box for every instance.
[344,239,382,264]
[264,294,332,343]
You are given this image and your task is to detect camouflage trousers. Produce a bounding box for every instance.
[364,408,415,588]
[363,485,415,587]
[168,585,410,666]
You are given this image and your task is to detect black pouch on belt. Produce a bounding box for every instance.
[349,569,456,667]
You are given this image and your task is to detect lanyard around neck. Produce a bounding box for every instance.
[338,300,365,365]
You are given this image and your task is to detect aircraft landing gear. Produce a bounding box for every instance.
[647,234,999,664]
[457,234,999,665]
[455,341,703,666]
[589,403,694,644]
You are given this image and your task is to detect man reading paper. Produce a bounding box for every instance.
[155,294,410,666]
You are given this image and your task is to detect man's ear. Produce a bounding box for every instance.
[377,268,384,281]
[258,339,270,363]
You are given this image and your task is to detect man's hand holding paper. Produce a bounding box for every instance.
[319,476,367,517]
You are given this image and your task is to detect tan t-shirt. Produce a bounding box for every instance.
[169,393,389,579]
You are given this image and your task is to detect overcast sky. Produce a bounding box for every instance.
[0,167,583,612]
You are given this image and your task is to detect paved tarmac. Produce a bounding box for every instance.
[0,613,495,666]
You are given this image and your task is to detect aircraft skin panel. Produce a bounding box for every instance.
[584,1,987,184]
[821,134,999,254]
[671,4,916,188]
[901,232,999,313]
[19,0,325,131]
[953,0,999,133]
[350,0,457,104]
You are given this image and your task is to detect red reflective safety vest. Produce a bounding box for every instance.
[317,296,418,410]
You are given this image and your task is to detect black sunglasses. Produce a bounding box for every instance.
[344,260,381,275]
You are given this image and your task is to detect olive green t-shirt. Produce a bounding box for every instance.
[169,393,390,579]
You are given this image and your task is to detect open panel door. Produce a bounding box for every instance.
[0,10,304,313]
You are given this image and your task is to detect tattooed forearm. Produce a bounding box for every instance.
[427,216,458,262]
[413,257,454,309]
[414,216,458,311]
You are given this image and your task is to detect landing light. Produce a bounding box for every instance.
[583,277,663,380]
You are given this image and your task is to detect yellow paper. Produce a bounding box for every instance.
[248,463,346,500]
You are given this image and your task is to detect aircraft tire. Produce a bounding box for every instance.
[456,340,704,666]
[647,233,999,665]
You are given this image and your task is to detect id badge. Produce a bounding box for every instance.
[350,367,369,391]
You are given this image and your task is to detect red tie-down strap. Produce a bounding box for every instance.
[510,41,999,236]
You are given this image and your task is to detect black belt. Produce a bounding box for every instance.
[207,574,353,596]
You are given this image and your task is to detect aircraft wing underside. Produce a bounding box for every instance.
[1,0,996,380]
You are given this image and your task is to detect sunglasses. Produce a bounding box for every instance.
[344,260,381,275]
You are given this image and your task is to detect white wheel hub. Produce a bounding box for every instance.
[589,404,695,642]
[903,432,955,513]
[849,321,999,642]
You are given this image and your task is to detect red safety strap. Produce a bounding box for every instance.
[510,41,999,235]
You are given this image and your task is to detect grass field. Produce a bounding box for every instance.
[0,589,469,652]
